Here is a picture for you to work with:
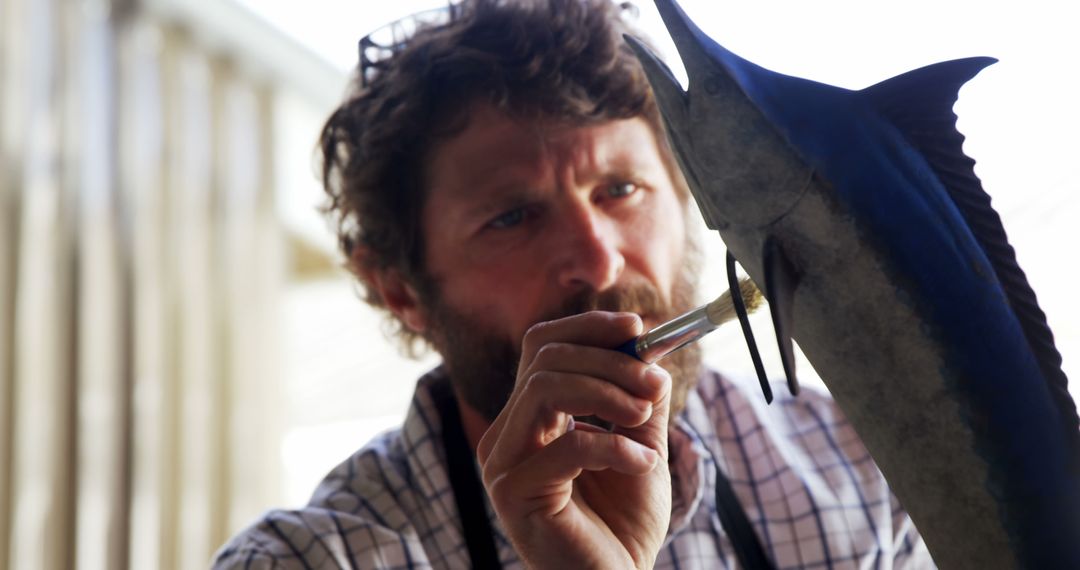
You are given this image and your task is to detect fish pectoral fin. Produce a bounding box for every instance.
[763,238,801,396]
[727,250,773,404]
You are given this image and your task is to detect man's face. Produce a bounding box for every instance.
[417,103,700,421]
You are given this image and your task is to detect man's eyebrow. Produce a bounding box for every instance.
[458,184,535,222]
[606,151,668,184]
[460,201,503,224]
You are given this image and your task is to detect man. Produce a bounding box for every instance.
[215,0,932,567]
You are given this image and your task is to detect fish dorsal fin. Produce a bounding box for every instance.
[862,57,1078,441]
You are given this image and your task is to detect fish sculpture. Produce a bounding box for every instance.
[625,0,1080,567]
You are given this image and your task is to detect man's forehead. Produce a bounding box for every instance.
[425,104,661,189]
[427,108,548,188]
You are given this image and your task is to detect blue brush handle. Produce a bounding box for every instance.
[615,338,642,360]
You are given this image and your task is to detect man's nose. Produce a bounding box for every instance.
[552,202,625,292]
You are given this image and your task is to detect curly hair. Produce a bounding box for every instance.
[319,0,675,354]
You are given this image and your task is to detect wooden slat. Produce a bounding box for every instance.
[172,37,217,569]
[8,0,79,566]
[71,1,132,569]
[221,80,284,539]
[0,0,23,564]
[121,19,175,570]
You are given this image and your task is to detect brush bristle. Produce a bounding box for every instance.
[705,277,764,324]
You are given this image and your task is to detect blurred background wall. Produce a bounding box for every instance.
[0,0,349,567]
[0,0,1076,569]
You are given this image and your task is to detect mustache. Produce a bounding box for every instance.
[537,282,672,325]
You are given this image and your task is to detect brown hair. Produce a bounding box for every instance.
[319,0,672,353]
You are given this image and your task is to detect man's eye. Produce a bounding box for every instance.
[488,208,526,229]
[606,182,639,198]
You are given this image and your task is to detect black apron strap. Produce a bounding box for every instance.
[432,379,503,570]
[713,464,776,569]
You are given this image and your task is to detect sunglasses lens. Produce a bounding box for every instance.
[358,3,462,87]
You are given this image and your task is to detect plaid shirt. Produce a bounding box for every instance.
[214,368,933,569]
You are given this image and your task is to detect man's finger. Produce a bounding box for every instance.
[528,342,667,401]
[517,311,642,375]
[613,367,672,461]
[480,311,645,462]
[485,429,660,519]
[482,370,656,474]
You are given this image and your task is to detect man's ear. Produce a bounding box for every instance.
[369,268,428,333]
[353,249,429,333]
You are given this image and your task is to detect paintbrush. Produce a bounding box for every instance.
[615,277,764,363]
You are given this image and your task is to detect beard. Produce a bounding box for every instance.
[420,264,703,425]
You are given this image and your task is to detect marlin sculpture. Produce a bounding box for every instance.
[625,0,1080,567]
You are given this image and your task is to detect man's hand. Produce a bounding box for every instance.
[476,311,673,569]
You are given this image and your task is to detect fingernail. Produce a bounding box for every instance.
[645,366,669,390]
[613,310,640,327]
[636,443,659,467]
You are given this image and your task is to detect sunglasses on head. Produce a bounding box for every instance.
[358,2,464,88]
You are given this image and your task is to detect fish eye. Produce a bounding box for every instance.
[703,74,725,95]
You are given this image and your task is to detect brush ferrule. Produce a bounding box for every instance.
[634,304,715,363]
